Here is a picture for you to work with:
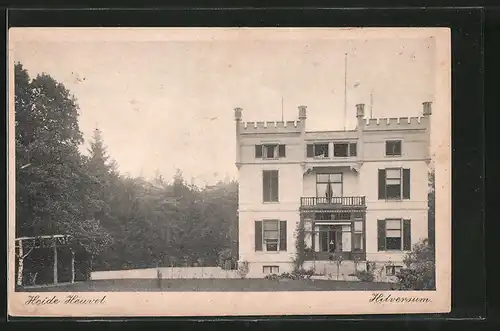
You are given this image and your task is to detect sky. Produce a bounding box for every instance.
[10,28,438,186]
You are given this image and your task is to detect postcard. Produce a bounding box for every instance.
[8,27,451,317]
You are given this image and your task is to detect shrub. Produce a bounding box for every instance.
[366,261,376,273]
[264,268,315,281]
[353,260,376,282]
[237,261,249,279]
[354,270,375,282]
[396,239,436,290]
[217,248,235,269]
[280,272,295,279]
[264,273,280,280]
[353,254,362,269]
[294,268,315,279]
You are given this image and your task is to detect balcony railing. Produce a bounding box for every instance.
[300,196,366,208]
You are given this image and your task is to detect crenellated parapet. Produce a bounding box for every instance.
[356,101,432,132]
[239,120,304,134]
[362,116,430,131]
[234,106,307,136]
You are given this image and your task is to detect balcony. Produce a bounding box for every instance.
[300,196,366,210]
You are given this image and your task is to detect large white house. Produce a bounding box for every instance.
[234,101,432,280]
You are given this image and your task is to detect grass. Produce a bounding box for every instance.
[19,278,398,292]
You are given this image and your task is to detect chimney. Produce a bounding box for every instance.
[356,103,365,118]
[423,101,432,116]
[298,105,307,120]
[234,107,242,166]
[355,103,365,159]
[234,107,242,121]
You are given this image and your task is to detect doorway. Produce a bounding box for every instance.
[319,226,342,253]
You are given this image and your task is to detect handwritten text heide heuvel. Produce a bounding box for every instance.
[25,295,107,305]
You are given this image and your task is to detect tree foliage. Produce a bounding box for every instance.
[15,63,239,274]
[396,238,436,290]
[93,173,238,270]
[15,63,111,255]
[428,169,436,247]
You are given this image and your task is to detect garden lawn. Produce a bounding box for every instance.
[20,278,398,292]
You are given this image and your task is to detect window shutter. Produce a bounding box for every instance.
[349,143,357,156]
[255,145,262,158]
[262,171,270,202]
[271,170,279,202]
[255,221,263,251]
[395,141,402,155]
[403,219,411,251]
[402,169,411,199]
[278,144,286,157]
[279,221,287,251]
[377,219,386,251]
[378,169,386,199]
[306,144,314,157]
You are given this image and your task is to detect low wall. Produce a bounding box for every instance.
[303,261,399,283]
[91,267,241,280]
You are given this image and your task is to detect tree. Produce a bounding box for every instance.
[85,128,119,226]
[396,238,436,290]
[14,63,240,273]
[15,63,112,257]
[428,168,436,247]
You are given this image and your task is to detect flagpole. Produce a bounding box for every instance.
[370,89,374,119]
[343,53,348,131]
[281,97,284,122]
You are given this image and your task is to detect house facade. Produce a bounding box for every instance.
[234,102,432,280]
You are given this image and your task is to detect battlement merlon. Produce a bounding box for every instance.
[356,101,432,132]
[234,105,307,135]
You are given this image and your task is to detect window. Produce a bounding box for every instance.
[334,212,351,220]
[334,143,348,157]
[386,169,402,199]
[317,225,349,253]
[377,219,412,251]
[333,143,357,157]
[255,144,286,159]
[385,265,402,276]
[263,170,279,202]
[263,266,280,275]
[264,144,278,159]
[378,168,411,200]
[349,143,357,156]
[385,219,402,250]
[353,220,364,251]
[316,173,342,198]
[386,140,402,156]
[315,213,333,220]
[306,143,329,158]
[263,220,279,251]
[255,220,287,252]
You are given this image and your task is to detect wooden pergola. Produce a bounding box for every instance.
[15,234,75,287]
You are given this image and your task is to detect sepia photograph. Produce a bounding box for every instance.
[8,27,451,316]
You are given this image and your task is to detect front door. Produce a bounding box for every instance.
[319,227,342,253]
[328,230,336,252]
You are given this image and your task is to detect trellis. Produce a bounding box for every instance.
[15,235,75,287]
